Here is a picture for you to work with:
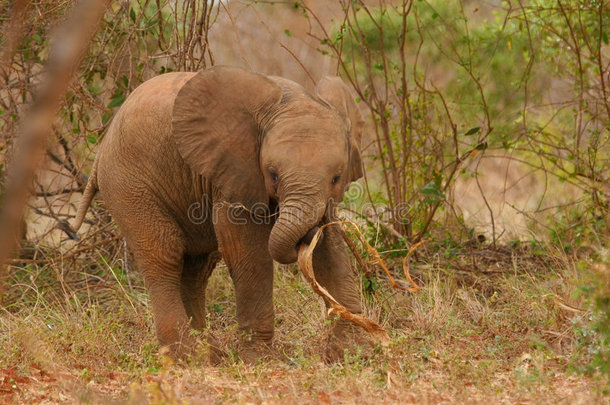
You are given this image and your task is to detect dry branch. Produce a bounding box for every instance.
[295,220,417,346]
[7,235,121,265]
[338,220,420,294]
[297,226,391,346]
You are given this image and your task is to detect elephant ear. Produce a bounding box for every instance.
[316,76,364,181]
[172,66,282,207]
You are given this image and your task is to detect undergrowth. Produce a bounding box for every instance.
[1,237,606,403]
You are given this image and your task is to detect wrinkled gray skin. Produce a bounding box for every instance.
[73,66,367,363]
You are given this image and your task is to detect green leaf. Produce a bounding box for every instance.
[284,29,292,37]
[108,93,126,108]
[420,181,445,201]
[129,8,136,23]
[475,141,488,150]
[464,126,480,136]
[333,30,344,44]
[433,170,442,185]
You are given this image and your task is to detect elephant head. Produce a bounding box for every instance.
[172,66,364,264]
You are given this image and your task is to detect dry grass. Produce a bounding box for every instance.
[1,242,606,404]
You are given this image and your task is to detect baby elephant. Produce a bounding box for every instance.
[73,66,367,362]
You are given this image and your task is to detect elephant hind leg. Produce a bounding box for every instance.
[181,251,226,364]
[135,250,193,359]
[180,251,221,331]
[123,217,192,360]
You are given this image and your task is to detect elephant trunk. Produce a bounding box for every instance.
[268,194,324,264]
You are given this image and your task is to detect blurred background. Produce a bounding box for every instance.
[1,0,607,252]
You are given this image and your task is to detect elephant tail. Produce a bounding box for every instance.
[71,156,99,234]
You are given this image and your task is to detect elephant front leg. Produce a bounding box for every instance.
[228,257,275,363]
[214,207,275,364]
[312,225,371,362]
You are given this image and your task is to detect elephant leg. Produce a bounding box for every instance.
[181,251,224,363]
[214,206,275,363]
[312,225,362,313]
[312,225,370,362]
[98,171,200,360]
[114,209,193,360]
[180,251,221,331]
[133,247,194,360]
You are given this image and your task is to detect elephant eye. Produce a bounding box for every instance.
[332,175,340,185]
[270,171,278,183]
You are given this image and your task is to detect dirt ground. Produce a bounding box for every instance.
[0,360,605,404]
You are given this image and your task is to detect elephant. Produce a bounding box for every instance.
[72,65,367,363]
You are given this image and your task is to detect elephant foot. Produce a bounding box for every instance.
[239,340,274,365]
[205,334,229,365]
[156,321,202,363]
[324,319,373,363]
[158,332,231,366]
[159,341,195,364]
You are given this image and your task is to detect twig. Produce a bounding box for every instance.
[337,220,421,293]
[279,44,316,86]
[7,235,121,264]
[338,226,370,276]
